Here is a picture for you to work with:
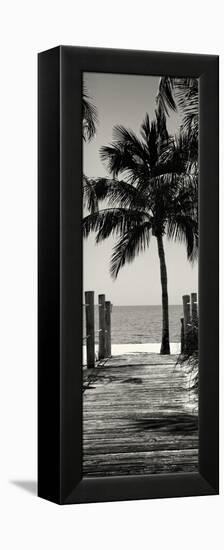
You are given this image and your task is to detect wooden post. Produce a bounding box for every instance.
[105,301,112,357]
[85,291,95,368]
[180,317,184,354]
[182,294,191,353]
[191,292,198,324]
[98,294,106,360]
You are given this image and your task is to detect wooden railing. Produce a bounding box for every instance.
[84,291,112,368]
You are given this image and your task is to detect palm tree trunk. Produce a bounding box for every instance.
[156,234,170,354]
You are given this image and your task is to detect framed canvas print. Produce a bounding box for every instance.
[38,46,219,504]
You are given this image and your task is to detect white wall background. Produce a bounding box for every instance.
[0,1,223,548]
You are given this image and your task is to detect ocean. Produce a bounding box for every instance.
[83,305,183,345]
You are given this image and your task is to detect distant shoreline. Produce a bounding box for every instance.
[84,303,183,307]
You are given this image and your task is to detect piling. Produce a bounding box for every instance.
[105,301,112,357]
[98,294,106,360]
[85,291,95,368]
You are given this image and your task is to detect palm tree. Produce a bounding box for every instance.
[83,113,198,354]
[82,84,98,141]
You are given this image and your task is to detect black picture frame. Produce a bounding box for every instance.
[38,45,219,505]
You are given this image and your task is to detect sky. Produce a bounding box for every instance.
[83,72,198,306]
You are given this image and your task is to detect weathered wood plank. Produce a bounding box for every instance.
[83,352,198,477]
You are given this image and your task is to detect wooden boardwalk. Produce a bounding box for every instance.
[83,352,198,477]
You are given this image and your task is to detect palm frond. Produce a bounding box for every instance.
[158,132,198,171]
[140,113,151,141]
[175,78,198,110]
[165,172,198,262]
[175,80,199,138]
[100,142,150,185]
[112,125,148,162]
[100,144,132,177]
[83,207,149,243]
[100,124,150,176]
[142,117,158,169]
[156,77,177,116]
[86,177,149,210]
[166,214,198,262]
[82,84,98,141]
[155,103,169,144]
[157,77,199,148]
[171,174,198,213]
[83,175,99,213]
[110,222,152,278]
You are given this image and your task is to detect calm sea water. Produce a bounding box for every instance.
[83,305,182,344]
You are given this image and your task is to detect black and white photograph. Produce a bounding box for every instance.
[82,73,199,477]
[0,0,221,543]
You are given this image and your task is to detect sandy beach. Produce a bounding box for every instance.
[82,342,181,365]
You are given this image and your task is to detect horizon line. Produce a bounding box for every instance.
[107,303,183,307]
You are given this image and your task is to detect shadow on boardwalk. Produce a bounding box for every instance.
[83,352,198,477]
